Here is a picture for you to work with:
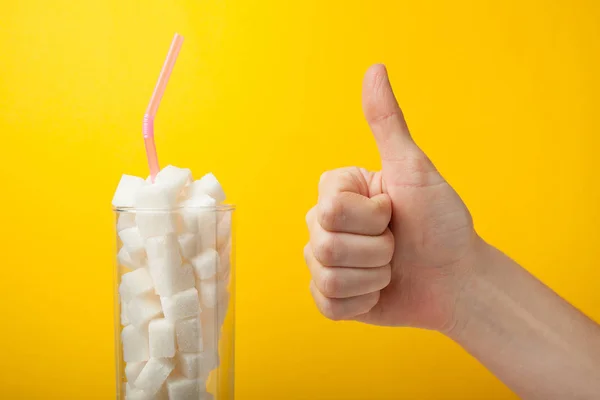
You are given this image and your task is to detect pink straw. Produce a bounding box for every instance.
[143,33,184,181]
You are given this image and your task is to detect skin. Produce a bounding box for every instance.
[304,64,600,399]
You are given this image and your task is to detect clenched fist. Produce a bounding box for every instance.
[304,64,478,332]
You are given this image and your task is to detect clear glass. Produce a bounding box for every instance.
[113,206,235,400]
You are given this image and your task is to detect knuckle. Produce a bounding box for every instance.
[319,196,344,230]
[319,170,333,187]
[318,298,343,321]
[317,267,343,298]
[314,232,342,266]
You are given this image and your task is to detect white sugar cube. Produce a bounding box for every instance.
[145,235,196,297]
[112,175,147,207]
[175,317,203,352]
[191,249,219,281]
[177,234,198,260]
[117,212,136,231]
[119,280,133,303]
[122,325,149,362]
[135,184,178,238]
[156,263,195,298]
[161,288,200,321]
[121,269,154,298]
[118,247,146,270]
[178,195,216,234]
[167,376,206,400]
[155,165,192,202]
[196,210,218,251]
[125,361,146,383]
[176,352,217,379]
[134,358,175,395]
[198,279,228,308]
[127,294,163,328]
[136,210,177,239]
[149,318,175,358]
[189,173,226,203]
[145,234,181,267]
[154,263,195,298]
[119,227,146,261]
[135,182,176,209]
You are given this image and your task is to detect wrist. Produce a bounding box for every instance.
[441,236,495,340]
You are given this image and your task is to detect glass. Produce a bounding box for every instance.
[113,205,235,400]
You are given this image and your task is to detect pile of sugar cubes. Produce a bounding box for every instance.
[112,165,232,400]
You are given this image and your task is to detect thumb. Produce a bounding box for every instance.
[361,64,416,162]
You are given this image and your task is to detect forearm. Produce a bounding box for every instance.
[448,239,600,400]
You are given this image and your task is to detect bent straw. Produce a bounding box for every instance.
[143,33,184,181]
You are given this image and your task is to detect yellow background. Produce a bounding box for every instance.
[1,0,599,399]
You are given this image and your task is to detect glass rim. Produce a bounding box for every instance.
[113,204,236,212]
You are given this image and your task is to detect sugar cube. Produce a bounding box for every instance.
[198,279,228,309]
[127,294,163,328]
[112,175,147,207]
[155,263,195,298]
[125,361,146,383]
[178,195,216,234]
[136,210,177,239]
[155,165,192,203]
[118,227,146,261]
[196,210,218,251]
[149,318,175,358]
[191,249,219,281]
[189,173,226,203]
[145,235,196,297]
[177,234,198,261]
[145,234,181,267]
[176,352,217,379]
[117,212,136,231]
[118,247,145,270]
[135,184,177,238]
[166,376,206,400]
[121,269,154,298]
[175,317,203,352]
[122,325,149,362]
[135,182,176,209]
[119,281,133,303]
[134,358,175,395]
[161,288,200,321]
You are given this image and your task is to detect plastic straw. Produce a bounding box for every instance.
[143,33,184,181]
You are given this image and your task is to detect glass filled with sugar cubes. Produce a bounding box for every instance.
[113,204,235,400]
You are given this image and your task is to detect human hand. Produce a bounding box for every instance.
[304,64,480,332]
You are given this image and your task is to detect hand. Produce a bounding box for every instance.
[304,64,479,331]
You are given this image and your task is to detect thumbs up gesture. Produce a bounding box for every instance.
[304,64,478,332]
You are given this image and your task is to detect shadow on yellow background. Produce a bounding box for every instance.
[1,1,599,399]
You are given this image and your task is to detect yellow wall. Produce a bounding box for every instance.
[1,1,599,399]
